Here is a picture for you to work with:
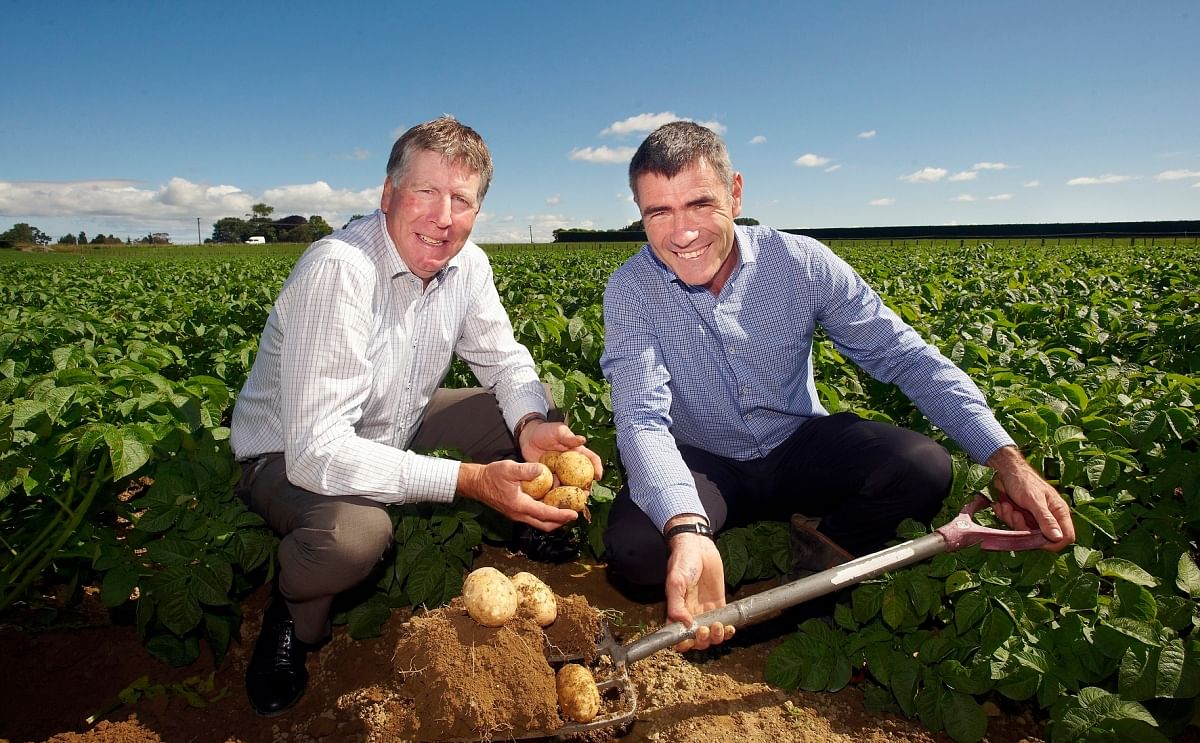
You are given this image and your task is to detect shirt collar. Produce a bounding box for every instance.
[645,225,757,292]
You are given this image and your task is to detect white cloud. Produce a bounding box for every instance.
[545,194,561,206]
[900,167,947,183]
[824,164,842,173]
[1024,180,1040,188]
[616,191,635,203]
[949,171,978,182]
[1155,169,1200,181]
[601,112,726,136]
[749,135,767,145]
[1066,174,1136,186]
[1193,181,1200,188]
[569,146,637,164]
[857,130,877,139]
[952,194,976,202]
[972,162,1011,171]
[262,181,382,215]
[0,177,256,219]
[341,147,371,161]
[695,119,728,134]
[868,197,895,206]
[795,153,831,168]
[987,193,1014,201]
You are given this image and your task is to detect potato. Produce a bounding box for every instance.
[521,463,554,500]
[552,451,596,489]
[511,571,557,626]
[556,663,601,723]
[539,451,563,472]
[543,485,589,512]
[462,567,518,627]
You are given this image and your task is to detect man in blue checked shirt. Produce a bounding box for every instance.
[600,121,1075,652]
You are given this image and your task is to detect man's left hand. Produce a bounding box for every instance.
[519,419,604,482]
[986,446,1076,552]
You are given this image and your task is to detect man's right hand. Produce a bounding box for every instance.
[456,460,578,532]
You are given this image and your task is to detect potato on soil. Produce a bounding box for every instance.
[511,571,557,626]
[462,567,518,627]
[552,450,596,489]
[543,485,588,512]
[521,463,554,500]
[556,663,601,723]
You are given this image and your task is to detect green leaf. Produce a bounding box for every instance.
[980,609,1015,656]
[345,595,392,640]
[100,564,140,607]
[954,590,988,634]
[717,532,750,586]
[1098,558,1159,588]
[158,582,203,637]
[404,551,448,608]
[1176,552,1200,597]
[103,424,156,480]
[941,691,987,743]
[946,570,980,594]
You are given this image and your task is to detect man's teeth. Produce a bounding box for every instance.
[678,248,703,259]
[418,235,445,246]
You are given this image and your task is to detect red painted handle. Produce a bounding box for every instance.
[935,494,1050,552]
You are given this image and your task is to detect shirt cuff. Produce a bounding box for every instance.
[404,453,461,505]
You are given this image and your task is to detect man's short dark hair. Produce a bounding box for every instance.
[628,121,734,203]
[386,116,494,203]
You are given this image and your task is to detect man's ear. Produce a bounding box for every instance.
[730,172,744,218]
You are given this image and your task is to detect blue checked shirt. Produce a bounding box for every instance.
[600,226,1014,531]
[231,211,547,504]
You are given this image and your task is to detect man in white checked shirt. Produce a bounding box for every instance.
[230,116,602,716]
[600,122,1075,654]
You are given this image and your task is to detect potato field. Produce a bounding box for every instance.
[0,238,1197,742]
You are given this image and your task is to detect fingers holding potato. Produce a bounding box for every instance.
[521,463,554,500]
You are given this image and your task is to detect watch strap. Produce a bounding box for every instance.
[663,522,715,540]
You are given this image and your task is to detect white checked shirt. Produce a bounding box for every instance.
[600,226,1014,531]
[231,211,547,504]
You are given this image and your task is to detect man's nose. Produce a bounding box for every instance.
[429,195,453,227]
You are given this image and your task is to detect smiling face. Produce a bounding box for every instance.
[635,158,743,294]
[380,149,482,285]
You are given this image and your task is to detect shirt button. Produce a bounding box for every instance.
[728,347,736,355]
[745,413,753,420]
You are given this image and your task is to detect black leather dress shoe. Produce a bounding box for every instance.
[246,595,316,716]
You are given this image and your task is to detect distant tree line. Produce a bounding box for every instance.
[208,203,334,244]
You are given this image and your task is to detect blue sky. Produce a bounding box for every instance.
[3,1,1197,244]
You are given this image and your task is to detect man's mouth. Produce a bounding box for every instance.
[676,246,705,260]
[418,234,446,247]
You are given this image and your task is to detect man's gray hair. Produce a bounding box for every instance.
[386,115,494,202]
[628,121,734,202]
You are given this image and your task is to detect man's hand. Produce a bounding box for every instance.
[663,525,734,652]
[456,460,577,532]
[986,446,1076,552]
[519,419,604,483]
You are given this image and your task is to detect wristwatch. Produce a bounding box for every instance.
[663,522,715,541]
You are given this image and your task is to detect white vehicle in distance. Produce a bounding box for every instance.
[244,236,266,245]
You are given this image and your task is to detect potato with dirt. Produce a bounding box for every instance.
[521,463,554,500]
[511,571,557,626]
[556,663,601,723]
[462,566,518,627]
[549,450,596,489]
[543,485,588,512]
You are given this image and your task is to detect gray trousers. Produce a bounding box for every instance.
[236,387,526,642]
